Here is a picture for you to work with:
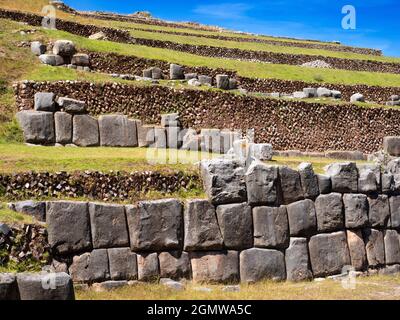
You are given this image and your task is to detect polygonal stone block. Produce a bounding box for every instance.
[390,196,400,228]
[343,194,369,229]
[298,163,319,199]
[314,193,344,232]
[137,253,159,282]
[363,229,385,267]
[72,114,99,147]
[57,97,86,114]
[325,162,358,193]
[17,111,55,145]
[286,199,317,237]
[285,238,312,281]
[99,115,138,147]
[69,249,110,283]
[279,166,304,204]
[158,251,191,280]
[34,92,55,112]
[0,274,19,300]
[54,112,72,144]
[346,230,367,271]
[368,195,390,228]
[108,248,138,281]
[384,230,400,265]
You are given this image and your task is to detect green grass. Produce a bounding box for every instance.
[0,204,35,224]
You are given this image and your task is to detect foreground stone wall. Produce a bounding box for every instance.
[14,81,400,153]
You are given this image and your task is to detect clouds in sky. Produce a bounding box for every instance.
[192,3,253,20]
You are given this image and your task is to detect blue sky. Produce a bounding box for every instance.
[64,0,400,57]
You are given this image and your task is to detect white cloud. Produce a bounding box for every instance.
[193,3,253,20]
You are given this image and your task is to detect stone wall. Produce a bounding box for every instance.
[14,81,400,153]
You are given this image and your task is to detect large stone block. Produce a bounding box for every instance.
[357,164,380,193]
[368,195,390,228]
[253,206,289,249]
[363,229,385,267]
[216,74,230,90]
[108,248,138,281]
[287,199,317,237]
[159,251,191,280]
[17,111,55,145]
[279,166,304,204]
[170,64,184,80]
[46,201,91,255]
[298,163,319,199]
[191,251,239,284]
[137,253,159,282]
[69,249,110,283]
[183,199,223,251]
[72,114,99,147]
[54,112,72,144]
[245,162,279,206]
[285,238,312,281]
[99,115,138,147]
[390,196,400,228]
[308,231,351,277]
[200,159,246,205]
[216,203,253,250]
[325,162,358,193]
[137,123,155,147]
[383,137,400,157]
[34,92,55,112]
[53,40,76,57]
[314,193,344,232]
[317,174,331,194]
[71,53,90,66]
[250,143,273,161]
[384,230,400,265]
[0,274,19,300]
[89,203,129,249]
[346,230,367,271]
[240,248,286,283]
[57,97,86,114]
[30,41,46,56]
[17,273,74,300]
[343,194,368,229]
[127,199,183,251]
[39,54,64,66]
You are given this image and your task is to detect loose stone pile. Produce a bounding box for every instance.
[301,60,332,69]
[387,95,400,106]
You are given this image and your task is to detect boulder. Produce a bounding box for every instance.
[383,136,400,157]
[89,31,108,40]
[298,163,319,199]
[188,78,201,86]
[137,123,155,147]
[390,196,400,228]
[52,40,76,57]
[229,78,238,90]
[249,143,273,161]
[279,166,304,204]
[161,113,181,128]
[317,174,331,194]
[17,273,74,300]
[350,93,365,103]
[240,248,286,283]
[98,115,138,147]
[39,54,64,66]
[184,73,197,80]
[285,238,312,281]
[316,87,332,97]
[343,194,368,229]
[357,164,380,193]
[216,203,253,250]
[143,67,163,79]
[191,251,239,284]
[54,112,72,145]
[308,231,351,277]
[30,41,46,56]
[314,193,344,232]
[200,159,247,205]
[200,129,221,153]
[72,115,99,147]
[363,229,385,267]
[71,53,90,66]
[46,201,91,255]
[216,74,230,90]
[69,249,110,283]
[108,248,138,280]
[127,199,183,251]
[245,162,279,206]
[198,75,212,85]
[253,206,289,249]
[11,200,46,222]
[57,97,86,114]
[368,195,390,228]
[325,162,358,193]
[293,91,307,99]
[170,64,184,80]
[346,230,367,271]
[158,251,191,280]
[286,199,317,237]
[183,199,223,251]
[34,92,55,112]
[303,88,317,98]
[89,203,129,249]
[331,90,342,99]
[0,274,19,300]
[384,230,400,265]
[137,253,159,282]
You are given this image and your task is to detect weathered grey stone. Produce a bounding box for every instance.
[317,174,331,194]
[50,260,68,274]
[350,93,365,103]
[245,162,279,206]
[0,274,19,300]
[184,73,197,80]
[39,54,64,66]
[384,230,400,265]
[127,199,182,251]
[152,127,167,149]
[34,92,55,112]
[315,193,344,232]
[54,112,72,145]
[240,248,286,283]
[379,265,400,276]
[0,223,11,236]
[98,115,138,147]
[137,253,159,282]
[229,78,238,90]
[331,90,342,99]
[357,164,380,193]
[166,127,182,149]
[17,273,74,300]
[325,162,358,193]
[57,97,86,114]
[346,230,367,271]
[253,206,289,249]
[343,194,368,229]
[160,279,185,291]
[11,200,46,222]
[303,88,317,98]
[69,249,110,283]
[309,231,351,277]
[161,113,181,127]
[191,251,239,283]
[390,196,400,228]
[159,251,191,280]
[108,248,138,281]
[287,199,317,237]
[298,163,319,199]
[183,199,223,251]
[200,129,221,153]
[150,67,163,79]
[285,238,312,281]
[383,136,400,157]
[216,203,253,250]
[72,114,99,147]
[200,159,246,205]
[216,74,230,90]
[89,203,129,249]
[363,229,385,267]
[170,64,184,80]
[92,281,128,292]
[31,41,46,56]
[249,143,273,161]
[53,40,76,57]
[279,166,304,204]
[317,87,332,97]
[46,201,91,255]
[368,195,390,228]
[71,53,89,66]
[293,91,307,99]
[142,68,152,78]
[137,123,155,147]
[198,75,212,85]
